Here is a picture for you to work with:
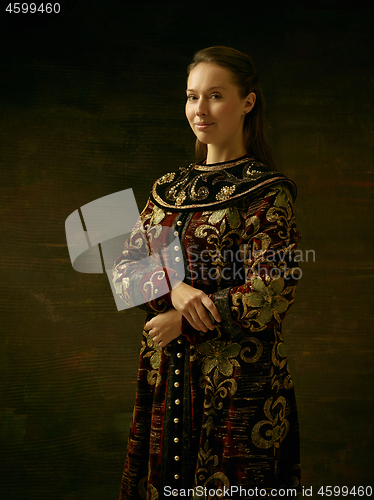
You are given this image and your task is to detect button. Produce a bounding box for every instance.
[177,339,182,344]
[175,257,180,262]
[174,246,180,251]
[177,352,182,358]
[174,418,179,423]
[177,221,182,226]
[174,474,179,480]
[175,369,180,375]
[174,231,179,236]
[174,455,180,461]
[174,437,179,443]
[175,399,180,405]
[154,289,158,294]
[174,382,179,388]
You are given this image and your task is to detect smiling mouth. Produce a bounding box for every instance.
[195,122,214,129]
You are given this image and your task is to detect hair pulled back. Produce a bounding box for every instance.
[187,46,276,169]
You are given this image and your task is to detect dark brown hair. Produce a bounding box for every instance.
[187,46,276,169]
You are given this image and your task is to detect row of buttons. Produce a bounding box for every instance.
[172,218,183,480]
[173,337,183,479]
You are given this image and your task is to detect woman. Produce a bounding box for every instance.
[113,46,302,499]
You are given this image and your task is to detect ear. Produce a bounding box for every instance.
[244,92,256,114]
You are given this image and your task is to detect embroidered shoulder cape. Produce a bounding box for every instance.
[151,155,297,211]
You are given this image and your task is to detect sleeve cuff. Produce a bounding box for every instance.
[179,288,247,344]
[210,288,247,340]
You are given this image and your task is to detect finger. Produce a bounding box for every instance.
[146,317,158,331]
[182,311,200,331]
[155,334,165,347]
[201,296,222,323]
[195,304,215,330]
[186,310,208,333]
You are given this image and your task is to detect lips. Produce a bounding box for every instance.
[195,122,214,130]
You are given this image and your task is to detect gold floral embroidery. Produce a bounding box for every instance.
[175,191,187,206]
[157,172,175,185]
[239,336,264,363]
[156,157,275,208]
[248,276,289,323]
[215,185,236,201]
[231,276,292,330]
[197,341,241,376]
[266,187,296,243]
[208,206,241,229]
[122,277,130,291]
[245,167,264,179]
[192,207,248,287]
[141,332,162,387]
[196,440,219,483]
[208,209,226,225]
[142,269,166,299]
[275,184,293,207]
[141,333,161,369]
[149,205,166,225]
[251,232,272,257]
[251,396,290,449]
[271,326,294,391]
[196,342,240,437]
[202,376,237,416]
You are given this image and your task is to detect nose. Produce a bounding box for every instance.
[195,97,207,116]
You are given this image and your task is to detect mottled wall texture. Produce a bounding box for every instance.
[0,1,373,499]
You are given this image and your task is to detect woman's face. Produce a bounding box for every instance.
[185,62,255,151]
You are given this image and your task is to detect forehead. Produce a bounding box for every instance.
[187,62,235,90]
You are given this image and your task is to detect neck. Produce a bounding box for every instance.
[206,143,247,165]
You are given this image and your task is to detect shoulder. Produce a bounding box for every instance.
[259,181,295,205]
[238,182,295,214]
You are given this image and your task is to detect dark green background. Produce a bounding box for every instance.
[1,1,373,498]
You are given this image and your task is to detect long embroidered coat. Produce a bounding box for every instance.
[113,156,302,500]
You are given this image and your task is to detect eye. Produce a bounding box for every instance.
[210,93,222,100]
[187,95,197,101]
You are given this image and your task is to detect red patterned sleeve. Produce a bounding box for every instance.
[112,199,180,314]
[181,183,302,343]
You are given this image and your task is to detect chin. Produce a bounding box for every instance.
[194,134,209,144]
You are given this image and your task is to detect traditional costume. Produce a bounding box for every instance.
[113,155,302,499]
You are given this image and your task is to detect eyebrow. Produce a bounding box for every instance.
[186,86,226,93]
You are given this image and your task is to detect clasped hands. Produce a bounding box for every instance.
[145,281,221,348]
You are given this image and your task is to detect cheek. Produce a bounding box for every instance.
[217,103,242,126]
[185,103,193,123]
[214,102,231,119]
